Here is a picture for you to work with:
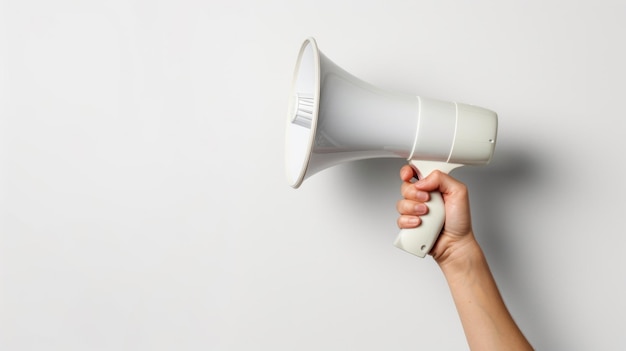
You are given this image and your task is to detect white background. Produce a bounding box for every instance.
[2,0,625,350]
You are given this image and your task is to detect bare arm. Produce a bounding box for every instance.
[397,165,533,351]
[437,236,532,350]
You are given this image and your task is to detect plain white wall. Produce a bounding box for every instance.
[2,0,625,350]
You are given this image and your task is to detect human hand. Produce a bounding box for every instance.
[396,165,477,264]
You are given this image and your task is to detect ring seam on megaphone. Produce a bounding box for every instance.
[446,102,460,163]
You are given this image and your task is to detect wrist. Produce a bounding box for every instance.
[434,233,484,275]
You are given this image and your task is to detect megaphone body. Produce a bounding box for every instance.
[285,38,497,258]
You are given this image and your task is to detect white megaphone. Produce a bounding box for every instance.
[285,38,497,258]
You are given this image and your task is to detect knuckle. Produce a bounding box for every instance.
[396,200,409,214]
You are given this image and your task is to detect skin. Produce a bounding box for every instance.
[396,165,533,351]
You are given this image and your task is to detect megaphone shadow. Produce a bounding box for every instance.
[331,147,542,253]
[334,148,542,244]
[452,147,554,345]
[452,147,542,262]
[334,148,551,344]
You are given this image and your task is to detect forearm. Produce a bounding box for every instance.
[437,236,533,351]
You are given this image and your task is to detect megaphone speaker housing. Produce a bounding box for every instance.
[285,38,497,258]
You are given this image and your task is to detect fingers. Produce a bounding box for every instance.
[397,166,472,237]
[398,164,430,229]
[396,199,429,216]
[401,181,430,202]
[396,198,429,228]
[397,215,421,228]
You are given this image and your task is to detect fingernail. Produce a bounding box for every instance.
[407,217,420,225]
[414,203,427,214]
[415,191,429,202]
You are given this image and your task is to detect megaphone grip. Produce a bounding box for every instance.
[393,191,445,258]
[393,160,462,258]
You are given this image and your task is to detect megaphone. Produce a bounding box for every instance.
[285,38,497,258]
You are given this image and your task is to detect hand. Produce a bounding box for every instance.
[396,165,477,264]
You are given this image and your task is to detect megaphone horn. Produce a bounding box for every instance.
[285,37,497,258]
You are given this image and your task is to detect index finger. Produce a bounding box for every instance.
[399,164,417,182]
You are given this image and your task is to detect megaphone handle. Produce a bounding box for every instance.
[393,191,445,258]
[393,160,461,258]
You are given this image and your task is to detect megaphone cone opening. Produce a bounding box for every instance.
[285,38,320,188]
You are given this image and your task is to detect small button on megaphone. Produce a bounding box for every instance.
[285,38,497,258]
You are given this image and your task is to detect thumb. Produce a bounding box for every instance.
[414,170,462,196]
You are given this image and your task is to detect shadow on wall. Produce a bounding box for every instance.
[455,144,541,256]
[329,146,545,246]
[452,142,549,274]
[331,144,556,348]
[326,149,545,250]
[446,143,555,348]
